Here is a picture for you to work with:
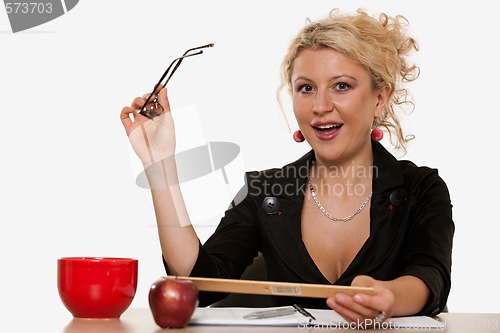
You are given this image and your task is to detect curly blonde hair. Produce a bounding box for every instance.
[278,9,419,149]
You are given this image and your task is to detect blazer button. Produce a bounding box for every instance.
[262,197,280,214]
[389,190,408,207]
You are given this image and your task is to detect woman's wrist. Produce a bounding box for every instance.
[144,157,179,190]
[381,276,430,317]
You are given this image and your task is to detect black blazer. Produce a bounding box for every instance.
[166,142,454,316]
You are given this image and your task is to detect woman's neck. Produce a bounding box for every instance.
[310,149,374,199]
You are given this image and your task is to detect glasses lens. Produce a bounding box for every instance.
[142,99,164,119]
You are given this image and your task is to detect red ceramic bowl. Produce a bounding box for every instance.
[57,257,138,319]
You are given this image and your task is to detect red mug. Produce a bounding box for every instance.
[57,257,138,319]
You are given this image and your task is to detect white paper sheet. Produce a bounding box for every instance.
[189,307,446,329]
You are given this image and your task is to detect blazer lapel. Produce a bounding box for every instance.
[337,142,408,284]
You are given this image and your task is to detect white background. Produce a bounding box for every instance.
[1,0,499,324]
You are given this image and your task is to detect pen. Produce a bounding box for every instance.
[293,304,316,320]
[243,306,297,319]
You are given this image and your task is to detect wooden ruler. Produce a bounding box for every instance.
[164,276,374,298]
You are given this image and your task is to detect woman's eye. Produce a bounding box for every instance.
[335,82,351,91]
[298,84,315,93]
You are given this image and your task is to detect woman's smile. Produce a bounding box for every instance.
[311,121,343,140]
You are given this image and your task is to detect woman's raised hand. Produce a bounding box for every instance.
[120,86,176,168]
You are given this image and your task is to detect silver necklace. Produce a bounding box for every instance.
[308,179,372,222]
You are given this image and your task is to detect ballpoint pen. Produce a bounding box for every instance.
[293,304,316,320]
[243,306,297,319]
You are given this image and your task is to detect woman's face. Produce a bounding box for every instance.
[291,48,388,164]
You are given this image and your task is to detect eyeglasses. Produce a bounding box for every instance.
[139,43,214,119]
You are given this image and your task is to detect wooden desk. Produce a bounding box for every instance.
[60,308,499,333]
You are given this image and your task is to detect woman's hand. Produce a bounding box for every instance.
[326,275,395,328]
[120,86,176,168]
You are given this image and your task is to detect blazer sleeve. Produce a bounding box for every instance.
[402,168,454,316]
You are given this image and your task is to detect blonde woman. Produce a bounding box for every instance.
[121,9,454,324]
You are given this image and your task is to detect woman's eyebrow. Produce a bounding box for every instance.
[293,76,313,83]
[332,74,358,81]
[293,74,358,83]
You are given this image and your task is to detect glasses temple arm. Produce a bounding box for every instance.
[164,44,214,85]
[182,43,214,56]
[139,51,203,113]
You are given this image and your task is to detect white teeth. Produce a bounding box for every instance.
[316,124,340,129]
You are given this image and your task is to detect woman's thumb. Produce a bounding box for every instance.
[351,275,374,287]
[157,87,171,113]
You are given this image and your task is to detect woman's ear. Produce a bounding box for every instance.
[374,85,391,117]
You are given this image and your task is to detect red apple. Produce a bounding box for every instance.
[148,277,199,328]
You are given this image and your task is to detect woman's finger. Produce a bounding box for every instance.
[352,288,394,318]
[327,297,368,326]
[335,293,378,318]
[120,106,137,131]
[121,103,153,133]
[132,96,147,109]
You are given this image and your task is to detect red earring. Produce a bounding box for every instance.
[293,130,305,143]
[371,128,384,142]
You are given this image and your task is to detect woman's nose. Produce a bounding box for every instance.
[313,91,334,114]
